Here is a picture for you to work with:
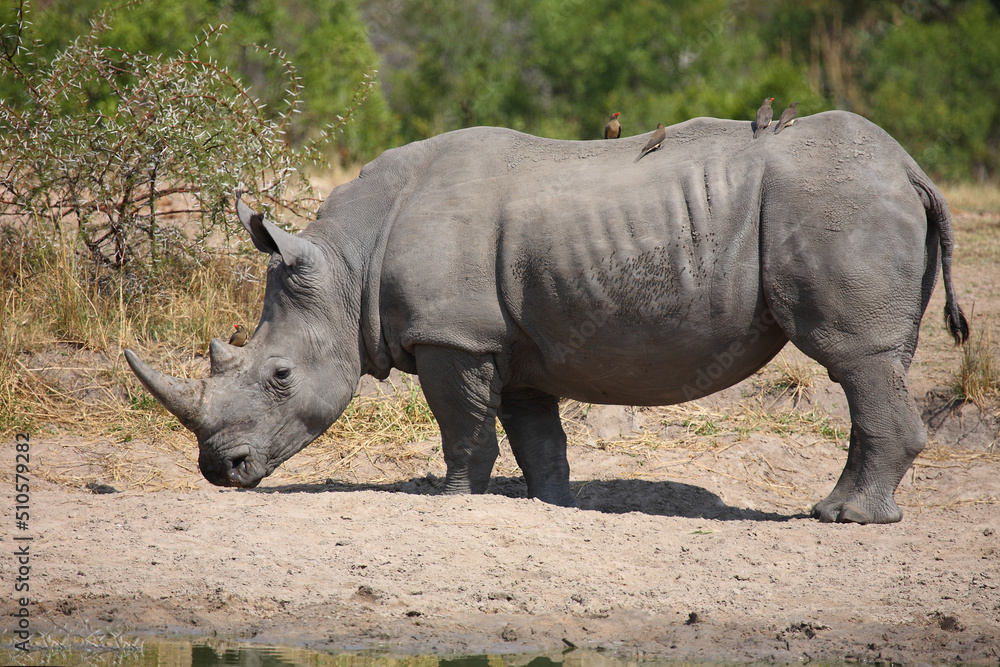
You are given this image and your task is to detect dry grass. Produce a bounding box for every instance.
[1,167,366,438]
[1,229,266,437]
[27,434,202,493]
[899,443,1000,511]
[941,182,1000,213]
[282,374,441,485]
[563,393,849,459]
[1,207,447,489]
[270,385,855,491]
[658,398,848,447]
[307,162,363,198]
[951,209,1000,267]
[768,355,817,405]
[953,325,1000,408]
[561,397,842,506]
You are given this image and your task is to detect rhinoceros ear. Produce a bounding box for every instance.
[235,193,320,268]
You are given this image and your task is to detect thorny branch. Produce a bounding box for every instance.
[0,0,374,279]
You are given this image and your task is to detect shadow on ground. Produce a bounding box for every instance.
[250,475,800,522]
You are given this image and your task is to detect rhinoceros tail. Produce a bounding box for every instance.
[908,166,969,345]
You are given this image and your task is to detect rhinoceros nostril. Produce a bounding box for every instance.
[227,444,251,475]
[230,454,249,478]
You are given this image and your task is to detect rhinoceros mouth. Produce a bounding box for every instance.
[200,444,264,488]
[229,452,261,488]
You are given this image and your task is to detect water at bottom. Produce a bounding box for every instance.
[0,636,857,667]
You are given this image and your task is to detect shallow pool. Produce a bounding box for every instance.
[0,636,862,667]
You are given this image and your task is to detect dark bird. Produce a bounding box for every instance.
[774,101,800,134]
[753,97,774,138]
[229,324,249,347]
[634,123,666,162]
[604,112,622,139]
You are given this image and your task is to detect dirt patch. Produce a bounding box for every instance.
[7,456,1000,663]
[6,381,1000,663]
[2,211,1000,663]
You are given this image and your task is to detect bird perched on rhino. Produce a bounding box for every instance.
[774,101,800,134]
[229,324,249,346]
[604,112,622,139]
[753,97,774,138]
[634,123,666,162]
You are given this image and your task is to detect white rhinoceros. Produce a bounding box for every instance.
[126,111,968,524]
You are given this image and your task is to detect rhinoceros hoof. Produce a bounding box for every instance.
[837,504,872,524]
[811,495,846,522]
[813,496,903,524]
[838,500,902,524]
[812,504,839,523]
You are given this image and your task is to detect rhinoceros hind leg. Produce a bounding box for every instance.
[499,392,575,507]
[415,346,501,495]
[810,357,922,524]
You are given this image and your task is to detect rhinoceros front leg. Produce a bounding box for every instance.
[415,346,501,495]
[812,357,926,524]
[498,392,575,507]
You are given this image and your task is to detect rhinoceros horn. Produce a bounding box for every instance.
[124,349,207,432]
[208,338,240,375]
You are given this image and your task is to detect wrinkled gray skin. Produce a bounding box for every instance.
[126,110,968,524]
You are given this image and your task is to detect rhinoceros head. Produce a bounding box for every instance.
[125,195,361,487]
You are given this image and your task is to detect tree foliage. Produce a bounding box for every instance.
[1,0,393,161]
[860,0,1000,181]
[364,0,821,142]
[0,1,373,282]
[3,0,998,182]
[361,0,999,182]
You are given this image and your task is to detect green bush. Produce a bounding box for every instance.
[1,0,394,161]
[364,0,828,143]
[0,2,373,284]
[861,0,1000,181]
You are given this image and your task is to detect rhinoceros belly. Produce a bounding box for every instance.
[502,244,787,404]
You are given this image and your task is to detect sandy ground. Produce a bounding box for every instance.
[4,421,999,664]
[2,212,999,664]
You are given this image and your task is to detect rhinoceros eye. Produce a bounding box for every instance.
[264,360,294,398]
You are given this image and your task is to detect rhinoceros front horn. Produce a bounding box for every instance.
[124,349,207,432]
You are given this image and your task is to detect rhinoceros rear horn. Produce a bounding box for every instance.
[124,349,208,432]
[235,192,321,268]
[209,338,240,375]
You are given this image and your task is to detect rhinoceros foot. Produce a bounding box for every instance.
[812,493,903,524]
